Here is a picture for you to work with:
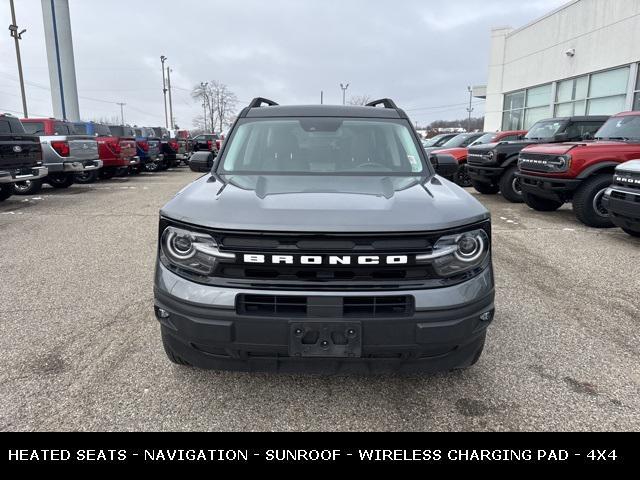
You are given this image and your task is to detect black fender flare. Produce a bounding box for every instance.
[577,162,620,179]
[500,155,520,169]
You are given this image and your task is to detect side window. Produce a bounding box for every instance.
[22,122,45,135]
[500,135,519,142]
[565,122,602,139]
[0,119,11,133]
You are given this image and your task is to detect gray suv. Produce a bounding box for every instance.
[155,98,495,374]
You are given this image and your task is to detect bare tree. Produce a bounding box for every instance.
[192,81,238,133]
[348,95,372,106]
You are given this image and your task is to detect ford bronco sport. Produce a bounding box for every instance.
[467,116,608,203]
[603,160,640,237]
[154,98,495,374]
[518,112,640,228]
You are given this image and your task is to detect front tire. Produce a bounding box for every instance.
[499,166,524,203]
[0,185,12,202]
[523,192,563,212]
[454,164,472,188]
[572,174,614,228]
[12,179,43,196]
[47,174,75,189]
[162,331,192,367]
[472,181,500,195]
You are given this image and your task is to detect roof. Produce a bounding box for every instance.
[536,116,611,122]
[245,104,403,119]
[612,111,640,117]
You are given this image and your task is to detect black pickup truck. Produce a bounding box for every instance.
[0,114,47,203]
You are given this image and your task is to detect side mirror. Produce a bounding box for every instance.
[554,132,569,142]
[431,154,459,178]
[189,151,215,173]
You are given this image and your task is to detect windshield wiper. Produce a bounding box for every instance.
[607,136,631,141]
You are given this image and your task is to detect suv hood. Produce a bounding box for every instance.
[522,140,629,155]
[431,147,468,160]
[161,174,490,232]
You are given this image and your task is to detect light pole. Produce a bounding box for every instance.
[161,55,168,129]
[167,67,174,130]
[340,83,350,106]
[8,0,28,118]
[201,82,208,132]
[117,102,126,125]
[467,86,474,132]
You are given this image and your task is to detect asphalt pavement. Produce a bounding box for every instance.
[1,168,638,432]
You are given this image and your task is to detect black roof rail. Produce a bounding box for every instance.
[248,97,279,109]
[366,98,399,110]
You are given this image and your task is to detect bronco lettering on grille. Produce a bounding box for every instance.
[243,255,410,266]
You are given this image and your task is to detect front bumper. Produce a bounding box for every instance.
[129,156,141,167]
[154,263,495,374]
[603,187,640,232]
[467,164,504,184]
[517,172,581,202]
[0,166,48,184]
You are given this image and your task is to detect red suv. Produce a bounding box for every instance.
[517,112,640,228]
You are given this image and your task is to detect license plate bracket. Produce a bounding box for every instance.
[289,322,362,358]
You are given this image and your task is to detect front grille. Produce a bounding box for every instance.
[614,173,640,191]
[518,153,562,172]
[237,294,414,318]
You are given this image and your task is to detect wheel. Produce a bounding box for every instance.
[454,164,472,188]
[12,179,43,196]
[145,161,159,172]
[74,170,99,184]
[572,174,615,228]
[499,166,524,203]
[47,174,75,189]
[99,168,117,180]
[0,185,12,202]
[622,228,640,238]
[523,192,563,212]
[162,332,192,367]
[472,181,500,195]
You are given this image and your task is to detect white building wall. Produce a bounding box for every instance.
[484,0,640,131]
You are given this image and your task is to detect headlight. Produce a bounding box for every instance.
[550,154,571,171]
[485,151,494,161]
[160,226,235,276]
[417,229,490,277]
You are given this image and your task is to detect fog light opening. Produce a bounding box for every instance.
[480,311,493,323]
[157,308,171,319]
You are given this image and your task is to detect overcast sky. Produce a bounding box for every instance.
[0,0,567,129]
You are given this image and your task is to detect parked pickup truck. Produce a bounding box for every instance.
[430,130,526,187]
[18,118,102,195]
[517,111,640,228]
[467,116,609,203]
[603,160,640,237]
[0,114,48,202]
[191,133,221,155]
[134,127,164,173]
[155,98,495,374]
[72,121,111,183]
[105,126,140,178]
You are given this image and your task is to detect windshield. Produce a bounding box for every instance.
[441,133,481,149]
[219,118,426,175]
[595,115,640,140]
[54,122,76,135]
[470,133,496,146]
[526,120,565,140]
[423,134,450,147]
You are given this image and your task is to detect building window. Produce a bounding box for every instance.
[502,85,551,130]
[633,65,640,111]
[554,66,630,117]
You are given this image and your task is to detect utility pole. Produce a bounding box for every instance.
[117,102,126,125]
[201,82,208,132]
[167,67,174,130]
[8,0,28,118]
[160,56,168,129]
[340,83,350,106]
[467,86,474,132]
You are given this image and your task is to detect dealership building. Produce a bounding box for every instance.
[481,0,640,132]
